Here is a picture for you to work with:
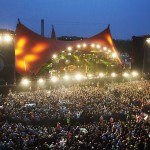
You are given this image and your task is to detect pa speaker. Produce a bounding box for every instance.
[132,36,150,73]
[0,30,15,85]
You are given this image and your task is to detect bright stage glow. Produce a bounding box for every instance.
[123,72,129,78]
[87,74,93,77]
[83,43,87,47]
[51,76,58,82]
[67,46,72,51]
[99,73,104,78]
[38,78,45,84]
[111,72,117,77]
[96,45,101,49]
[63,75,70,81]
[77,44,81,48]
[52,54,57,59]
[108,49,111,53]
[75,74,83,80]
[112,53,117,58]
[4,34,12,42]
[0,34,12,43]
[87,74,93,79]
[146,38,150,43]
[131,71,138,77]
[21,78,30,86]
[91,44,95,48]
[68,53,71,55]
[0,35,2,42]
[103,47,107,51]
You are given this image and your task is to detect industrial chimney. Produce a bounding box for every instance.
[41,19,44,36]
[51,25,56,40]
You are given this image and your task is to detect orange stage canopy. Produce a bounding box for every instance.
[15,23,122,76]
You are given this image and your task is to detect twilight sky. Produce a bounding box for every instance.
[0,0,150,39]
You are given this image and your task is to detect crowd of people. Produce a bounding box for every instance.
[0,79,149,149]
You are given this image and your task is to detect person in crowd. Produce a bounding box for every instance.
[0,80,149,149]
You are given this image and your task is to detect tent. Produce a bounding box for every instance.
[15,22,122,76]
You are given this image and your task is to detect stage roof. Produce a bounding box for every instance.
[15,22,122,76]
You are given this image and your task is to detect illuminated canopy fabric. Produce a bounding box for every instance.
[15,23,122,76]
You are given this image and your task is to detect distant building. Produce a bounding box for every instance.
[57,36,84,41]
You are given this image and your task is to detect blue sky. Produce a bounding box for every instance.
[0,0,150,39]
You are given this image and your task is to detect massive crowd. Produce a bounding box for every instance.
[0,80,150,149]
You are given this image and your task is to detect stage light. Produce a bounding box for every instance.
[123,72,129,78]
[91,44,95,48]
[112,53,117,58]
[38,78,45,84]
[68,53,71,55]
[62,51,65,53]
[75,74,82,80]
[4,34,12,42]
[108,49,111,53]
[103,47,107,51]
[146,38,150,43]
[131,71,138,77]
[51,76,58,82]
[83,43,87,47]
[21,78,30,86]
[0,35,2,42]
[96,45,101,49]
[52,54,57,59]
[99,73,104,78]
[77,44,81,48]
[87,74,93,79]
[111,72,117,77]
[67,46,72,51]
[87,74,92,77]
[63,75,70,81]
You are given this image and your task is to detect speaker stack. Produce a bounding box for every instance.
[0,29,15,86]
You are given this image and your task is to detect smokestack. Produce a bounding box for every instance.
[41,19,44,36]
[51,25,56,40]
